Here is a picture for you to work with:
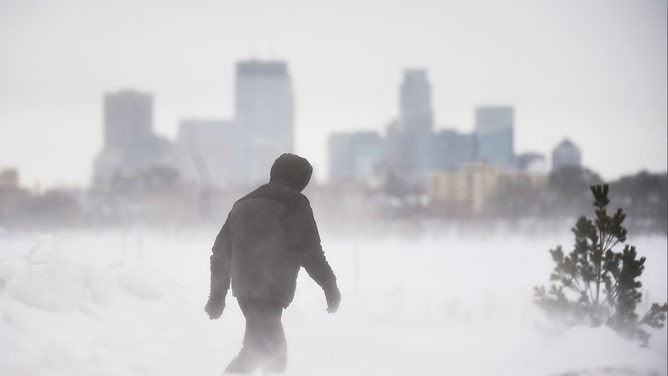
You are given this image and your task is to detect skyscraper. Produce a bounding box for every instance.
[235,60,294,185]
[399,69,433,133]
[386,69,435,185]
[103,90,153,150]
[94,89,171,186]
[474,106,515,170]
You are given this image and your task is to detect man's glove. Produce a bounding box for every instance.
[324,283,341,313]
[205,293,225,320]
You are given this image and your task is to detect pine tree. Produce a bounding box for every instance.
[534,184,667,346]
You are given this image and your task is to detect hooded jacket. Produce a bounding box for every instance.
[209,154,337,308]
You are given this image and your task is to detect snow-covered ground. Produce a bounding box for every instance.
[0,228,666,376]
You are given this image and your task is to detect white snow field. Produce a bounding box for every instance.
[0,228,666,376]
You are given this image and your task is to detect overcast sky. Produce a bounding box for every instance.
[1,0,666,189]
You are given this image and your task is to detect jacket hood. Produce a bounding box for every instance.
[270,153,313,192]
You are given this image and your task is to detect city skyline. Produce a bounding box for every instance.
[1,0,666,188]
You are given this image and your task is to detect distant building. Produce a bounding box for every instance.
[0,169,19,189]
[382,120,408,182]
[552,139,582,170]
[399,69,434,133]
[235,60,294,185]
[385,69,435,185]
[431,129,478,171]
[475,106,515,171]
[93,89,172,187]
[428,161,503,215]
[428,161,548,215]
[103,90,152,150]
[328,131,383,184]
[501,171,549,191]
[174,119,240,188]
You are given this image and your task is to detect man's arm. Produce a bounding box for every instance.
[205,214,232,319]
[286,196,341,312]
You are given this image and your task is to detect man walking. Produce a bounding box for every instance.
[205,153,341,374]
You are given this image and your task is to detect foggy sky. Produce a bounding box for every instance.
[0,0,666,188]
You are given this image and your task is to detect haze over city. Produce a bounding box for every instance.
[1,0,666,188]
[1,2,668,375]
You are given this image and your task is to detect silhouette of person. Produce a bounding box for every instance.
[205,153,341,374]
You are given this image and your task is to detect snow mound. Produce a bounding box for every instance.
[2,235,172,314]
[5,239,113,313]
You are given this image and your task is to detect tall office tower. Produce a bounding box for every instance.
[552,139,582,171]
[474,106,515,170]
[235,60,294,185]
[103,90,153,150]
[328,131,383,184]
[399,69,434,132]
[391,69,435,186]
[94,89,171,186]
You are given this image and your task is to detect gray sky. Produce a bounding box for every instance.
[1,0,666,188]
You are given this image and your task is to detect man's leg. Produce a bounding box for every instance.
[258,300,287,374]
[224,298,262,374]
[224,298,287,374]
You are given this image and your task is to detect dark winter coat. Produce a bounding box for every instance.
[209,155,337,308]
